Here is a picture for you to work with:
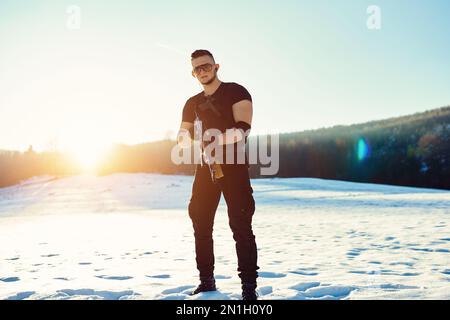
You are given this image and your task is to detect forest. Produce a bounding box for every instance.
[1,106,449,190]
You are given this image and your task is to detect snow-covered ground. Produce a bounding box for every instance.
[0,173,449,300]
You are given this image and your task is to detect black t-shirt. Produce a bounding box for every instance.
[181,81,252,165]
[182,81,252,129]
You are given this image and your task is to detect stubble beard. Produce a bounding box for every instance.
[201,71,217,85]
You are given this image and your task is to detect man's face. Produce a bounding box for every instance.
[191,55,219,85]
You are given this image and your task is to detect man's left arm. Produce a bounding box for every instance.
[218,99,253,145]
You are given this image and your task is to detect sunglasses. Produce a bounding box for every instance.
[192,63,214,75]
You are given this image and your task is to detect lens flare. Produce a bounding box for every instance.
[357,137,371,161]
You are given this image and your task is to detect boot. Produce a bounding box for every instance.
[241,282,258,300]
[191,277,216,295]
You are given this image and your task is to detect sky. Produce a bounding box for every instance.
[1,0,450,154]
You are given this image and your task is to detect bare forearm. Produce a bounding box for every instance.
[217,128,249,146]
[177,122,194,148]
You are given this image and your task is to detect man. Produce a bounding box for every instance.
[177,49,259,300]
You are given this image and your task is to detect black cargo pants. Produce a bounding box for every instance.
[188,162,259,283]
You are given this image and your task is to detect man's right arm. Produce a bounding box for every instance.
[177,121,194,148]
[178,97,198,148]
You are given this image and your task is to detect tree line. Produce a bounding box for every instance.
[1,106,449,190]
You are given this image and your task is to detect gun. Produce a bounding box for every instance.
[195,96,225,183]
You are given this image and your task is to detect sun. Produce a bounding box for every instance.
[67,142,111,172]
[58,125,114,172]
[76,147,104,170]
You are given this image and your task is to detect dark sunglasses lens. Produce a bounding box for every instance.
[194,64,212,74]
[203,64,212,72]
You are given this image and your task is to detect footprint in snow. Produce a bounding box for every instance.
[161,285,195,295]
[289,282,321,292]
[6,291,35,300]
[146,274,171,279]
[289,270,318,276]
[379,284,419,290]
[1,277,20,282]
[300,285,355,299]
[257,286,273,296]
[57,289,136,300]
[258,271,286,278]
[5,257,20,261]
[96,275,133,280]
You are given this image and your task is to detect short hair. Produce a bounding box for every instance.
[191,49,215,62]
